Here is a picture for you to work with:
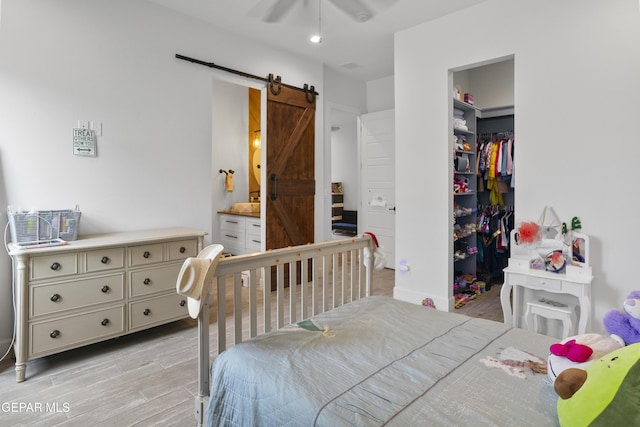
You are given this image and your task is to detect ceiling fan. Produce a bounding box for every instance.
[250,0,397,24]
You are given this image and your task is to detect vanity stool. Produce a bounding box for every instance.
[525,299,577,339]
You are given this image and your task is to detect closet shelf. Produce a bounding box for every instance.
[451,97,478,286]
[453,98,477,109]
[454,128,474,136]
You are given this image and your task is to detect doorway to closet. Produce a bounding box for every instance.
[451,57,514,317]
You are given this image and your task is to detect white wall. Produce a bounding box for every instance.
[367,76,395,112]
[466,59,514,110]
[395,0,640,334]
[211,79,249,242]
[331,121,358,210]
[0,0,339,354]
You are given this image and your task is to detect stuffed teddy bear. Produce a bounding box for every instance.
[554,343,640,427]
[602,290,640,346]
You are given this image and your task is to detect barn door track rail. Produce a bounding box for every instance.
[175,54,318,103]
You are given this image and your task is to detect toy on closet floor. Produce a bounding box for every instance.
[547,333,623,382]
[453,273,479,308]
[602,290,640,346]
[554,343,640,427]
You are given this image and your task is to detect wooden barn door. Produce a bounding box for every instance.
[265,86,316,250]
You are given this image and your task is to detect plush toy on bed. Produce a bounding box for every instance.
[602,290,640,346]
[554,343,640,427]
[547,333,622,382]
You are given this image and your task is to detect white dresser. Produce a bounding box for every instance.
[9,227,206,382]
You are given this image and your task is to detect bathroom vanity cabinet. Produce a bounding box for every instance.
[219,213,262,255]
[8,227,206,383]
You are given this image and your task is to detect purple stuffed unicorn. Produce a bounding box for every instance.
[603,290,640,346]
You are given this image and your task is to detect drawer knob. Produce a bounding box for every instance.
[50,262,61,271]
[143,278,151,285]
[50,293,61,302]
[50,330,60,339]
[101,256,110,264]
[179,246,186,253]
[143,251,151,259]
[101,318,110,326]
[180,299,186,307]
[143,308,151,316]
[101,285,110,293]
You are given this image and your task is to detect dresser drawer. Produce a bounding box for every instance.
[525,274,562,291]
[30,273,125,318]
[129,264,181,298]
[85,247,125,272]
[246,218,262,232]
[30,253,79,281]
[30,306,125,356]
[128,293,188,331]
[220,215,246,232]
[507,273,526,286]
[167,239,197,261]
[245,234,262,253]
[128,243,164,267]
[245,219,262,253]
[221,230,246,255]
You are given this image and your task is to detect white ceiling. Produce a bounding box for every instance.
[145,0,488,82]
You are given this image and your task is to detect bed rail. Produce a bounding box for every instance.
[194,235,375,426]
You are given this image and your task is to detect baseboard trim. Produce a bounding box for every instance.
[0,338,14,360]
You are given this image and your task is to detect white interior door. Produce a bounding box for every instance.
[359,109,395,269]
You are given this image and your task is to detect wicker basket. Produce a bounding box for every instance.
[7,206,81,244]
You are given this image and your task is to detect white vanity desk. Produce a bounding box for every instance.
[500,230,593,334]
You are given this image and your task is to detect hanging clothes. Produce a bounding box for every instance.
[477,205,514,282]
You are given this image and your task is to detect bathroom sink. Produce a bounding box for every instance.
[230,202,260,213]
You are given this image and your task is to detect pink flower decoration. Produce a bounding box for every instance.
[518,221,541,245]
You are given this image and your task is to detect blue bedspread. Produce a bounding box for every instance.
[206,296,559,426]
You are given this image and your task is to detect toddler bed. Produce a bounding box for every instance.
[183,236,559,426]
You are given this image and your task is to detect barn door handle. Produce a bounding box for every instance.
[270,173,278,200]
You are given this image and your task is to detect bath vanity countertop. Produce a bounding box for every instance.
[217,210,260,218]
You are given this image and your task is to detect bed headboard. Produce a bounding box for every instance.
[193,235,375,425]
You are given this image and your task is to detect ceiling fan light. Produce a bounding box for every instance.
[310,34,322,44]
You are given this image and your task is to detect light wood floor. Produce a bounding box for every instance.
[0,268,502,426]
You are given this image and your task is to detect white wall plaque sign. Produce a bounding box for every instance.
[73,128,97,156]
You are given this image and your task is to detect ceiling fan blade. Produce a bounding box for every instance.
[263,0,297,22]
[327,0,375,22]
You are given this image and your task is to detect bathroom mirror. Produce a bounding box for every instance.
[248,88,261,199]
[252,148,261,185]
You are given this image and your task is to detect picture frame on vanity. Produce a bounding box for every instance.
[566,231,590,276]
